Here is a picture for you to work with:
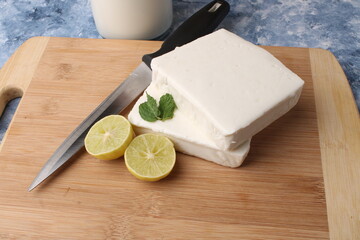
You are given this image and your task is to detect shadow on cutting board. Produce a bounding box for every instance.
[0,97,21,143]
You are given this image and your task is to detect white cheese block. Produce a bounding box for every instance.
[151,28,304,150]
[128,83,251,168]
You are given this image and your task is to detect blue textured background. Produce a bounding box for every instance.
[0,0,359,142]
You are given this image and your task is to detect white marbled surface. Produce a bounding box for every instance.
[0,0,359,141]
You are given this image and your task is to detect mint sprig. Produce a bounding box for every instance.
[139,93,177,122]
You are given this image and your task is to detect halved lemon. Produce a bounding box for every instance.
[84,115,133,160]
[125,134,176,181]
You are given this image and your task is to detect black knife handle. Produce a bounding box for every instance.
[142,0,230,68]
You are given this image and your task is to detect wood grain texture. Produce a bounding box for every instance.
[0,36,356,239]
[310,48,360,240]
[0,37,49,151]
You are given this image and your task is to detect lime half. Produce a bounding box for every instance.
[84,115,133,160]
[125,134,176,181]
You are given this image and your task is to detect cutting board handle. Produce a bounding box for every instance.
[0,37,49,149]
[142,0,230,68]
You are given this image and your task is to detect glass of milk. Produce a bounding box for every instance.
[91,0,173,40]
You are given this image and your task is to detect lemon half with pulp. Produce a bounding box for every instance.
[125,134,176,181]
[84,115,133,160]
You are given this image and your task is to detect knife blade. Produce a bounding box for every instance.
[28,0,230,191]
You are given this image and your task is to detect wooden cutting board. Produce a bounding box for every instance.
[0,37,359,239]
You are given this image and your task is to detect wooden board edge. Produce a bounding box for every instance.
[0,36,50,151]
[309,48,360,240]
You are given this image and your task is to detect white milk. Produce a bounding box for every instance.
[91,0,173,40]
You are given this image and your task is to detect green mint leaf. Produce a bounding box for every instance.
[159,93,177,121]
[146,92,160,118]
[139,103,158,122]
[139,93,160,122]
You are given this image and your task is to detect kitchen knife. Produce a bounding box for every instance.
[28,0,230,191]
